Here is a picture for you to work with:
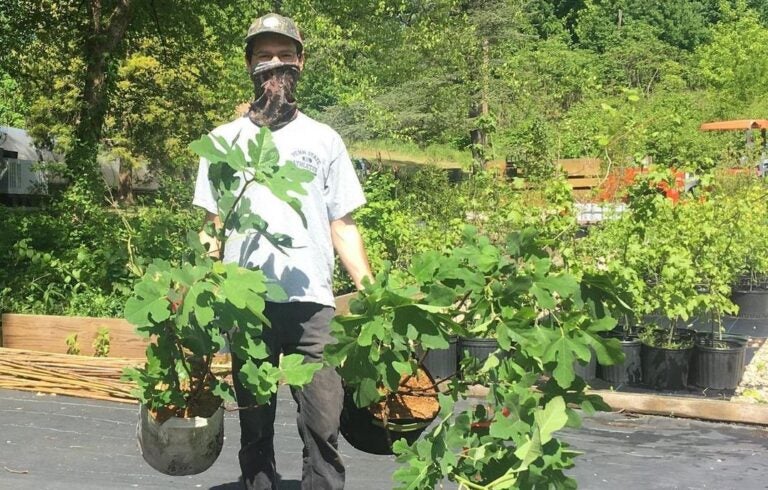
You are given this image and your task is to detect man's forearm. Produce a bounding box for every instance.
[331,214,373,290]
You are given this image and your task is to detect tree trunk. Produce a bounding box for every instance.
[469,104,487,172]
[117,157,135,206]
[470,38,490,172]
[69,0,135,195]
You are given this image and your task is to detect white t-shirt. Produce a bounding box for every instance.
[192,113,366,307]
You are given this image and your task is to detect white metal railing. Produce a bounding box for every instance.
[0,158,46,194]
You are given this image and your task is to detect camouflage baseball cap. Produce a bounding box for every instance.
[245,13,303,53]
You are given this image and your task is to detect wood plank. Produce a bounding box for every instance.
[556,158,602,177]
[1,314,147,357]
[592,390,768,426]
[467,384,768,425]
[567,177,602,189]
[334,292,357,316]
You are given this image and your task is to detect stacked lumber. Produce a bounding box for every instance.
[0,348,141,403]
[0,348,231,404]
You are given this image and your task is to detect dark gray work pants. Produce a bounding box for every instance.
[232,301,344,490]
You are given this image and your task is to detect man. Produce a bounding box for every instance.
[192,13,372,490]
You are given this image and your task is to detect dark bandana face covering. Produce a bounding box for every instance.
[248,61,300,130]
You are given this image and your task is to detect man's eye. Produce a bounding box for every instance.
[280,54,297,61]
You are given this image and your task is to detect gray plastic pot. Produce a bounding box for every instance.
[137,404,224,476]
[458,337,500,365]
[573,346,597,381]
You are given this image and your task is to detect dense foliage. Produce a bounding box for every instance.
[327,227,623,488]
[4,2,768,175]
[572,171,768,345]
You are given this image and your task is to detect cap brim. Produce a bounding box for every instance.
[244,30,303,49]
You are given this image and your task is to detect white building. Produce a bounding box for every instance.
[0,126,58,196]
[0,126,158,199]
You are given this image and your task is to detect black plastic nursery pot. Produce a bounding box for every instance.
[641,329,696,390]
[339,369,439,455]
[689,337,747,390]
[598,337,642,386]
[731,288,768,318]
[421,336,458,380]
[458,337,513,379]
[458,337,500,365]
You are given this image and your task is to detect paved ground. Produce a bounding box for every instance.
[1,388,767,490]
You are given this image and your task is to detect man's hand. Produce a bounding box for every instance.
[200,212,223,259]
[330,214,373,290]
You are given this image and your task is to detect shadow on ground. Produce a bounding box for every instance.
[209,478,301,489]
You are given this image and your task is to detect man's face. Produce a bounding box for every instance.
[246,33,303,73]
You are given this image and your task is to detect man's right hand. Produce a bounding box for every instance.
[200,212,223,259]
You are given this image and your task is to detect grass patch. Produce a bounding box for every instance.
[349,139,472,169]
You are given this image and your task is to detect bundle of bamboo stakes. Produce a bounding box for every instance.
[0,347,232,404]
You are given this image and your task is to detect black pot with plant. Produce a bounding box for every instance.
[458,336,499,364]
[420,336,458,381]
[339,367,440,455]
[731,274,768,318]
[325,228,624,487]
[689,314,748,390]
[639,325,695,390]
[598,321,642,385]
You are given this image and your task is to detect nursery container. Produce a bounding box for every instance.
[339,368,439,455]
[598,337,642,385]
[689,337,747,390]
[573,347,597,381]
[421,336,458,380]
[641,328,695,390]
[731,288,768,318]
[458,337,500,365]
[137,405,224,476]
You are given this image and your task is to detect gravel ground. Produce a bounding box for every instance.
[732,338,768,404]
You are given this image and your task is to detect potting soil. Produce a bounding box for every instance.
[369,369,439,420]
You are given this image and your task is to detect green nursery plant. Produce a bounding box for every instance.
[122,129,321,419]
[326,226,624,489]
[724,177,768,290]
[579,170,750,348]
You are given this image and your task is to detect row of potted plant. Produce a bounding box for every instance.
[570,168,768,391]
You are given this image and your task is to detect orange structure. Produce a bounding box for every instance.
[699,119,768,131]
[699,119,768,177]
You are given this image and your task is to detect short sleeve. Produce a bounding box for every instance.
[324,136,366,221]
[192,158,218,215]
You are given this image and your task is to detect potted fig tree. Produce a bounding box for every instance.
[122,129,321,475]
[684,191,749,390]
[571,205,646,386]
[729,179,768,318]
[326,226,624,487]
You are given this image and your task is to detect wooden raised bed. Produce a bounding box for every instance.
[1,314,147,357]
[0,293,358,357]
